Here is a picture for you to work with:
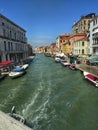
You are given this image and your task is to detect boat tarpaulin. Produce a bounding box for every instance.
[13,67,25,72]
[0,60,14,66]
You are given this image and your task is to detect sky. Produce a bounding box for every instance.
[0,0,98,48]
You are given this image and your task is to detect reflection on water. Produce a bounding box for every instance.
[0,54,98,130]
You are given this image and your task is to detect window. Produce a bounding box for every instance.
[60,40,62,43]
[14,32,16,39]
[4,41,6,51]
[68,41,71,46]
[96,18,97,24]
[82,41,84,46]
[3,29,6,37]
[11,42,13,51]
[82,49,84,54]
[79,49,80,54]
[8,42,10,51]
[93,20,95,25]
[84,20,86,25]
[2,22,5,26]
[10,31,12,39]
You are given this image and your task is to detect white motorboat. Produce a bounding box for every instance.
[61,61,70,67]
[22,64,29,70]
[55,57,61,63]
[83,71,98,87]
[9,67,26,79]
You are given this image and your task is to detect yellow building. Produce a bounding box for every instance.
[57,34,71,54]
[62,41,72,55]
[74,37,89,56]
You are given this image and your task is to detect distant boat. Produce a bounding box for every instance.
[9,67,26,79]
[55,57,61,63]
[61,60,70,67]
[69,64,77,70]
[83,71,98,87]
[44,53,51,57]
[55,57,66,63]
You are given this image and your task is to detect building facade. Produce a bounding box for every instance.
[74,37,89,56]
[0,14,28,62]
[69,33,88,55]
[89,15,98,55]
[56,34,71,53]
[56,36,61,53]
[72,13,95,34]
[50,43,56,54]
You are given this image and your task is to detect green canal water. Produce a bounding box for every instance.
[0,54,98,130]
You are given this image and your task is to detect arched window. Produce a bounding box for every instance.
[82,49,84,54]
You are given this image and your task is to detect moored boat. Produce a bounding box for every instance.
[0,74,6,81]
[9,67,26,79]
[55,57,61,63]
[69,64,77,70]
[61,61,70,67]
[83,71,98,87]
[22,64,29,70]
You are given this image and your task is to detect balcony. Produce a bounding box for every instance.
[92,44,98,48]
[92,33,98,39]
[92,28,98,34]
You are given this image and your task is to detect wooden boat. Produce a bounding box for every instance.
[83,71,98,87]
[9,67,26,79]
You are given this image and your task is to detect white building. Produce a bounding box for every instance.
[0,14,28,62]
[89,15,98,55]
[56,36,61,53]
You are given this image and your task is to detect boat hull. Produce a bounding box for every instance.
[9,71,26,79]
[83,71,98,87]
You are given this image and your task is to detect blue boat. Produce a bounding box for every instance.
[9,67,26,79]
[13,67,25,72]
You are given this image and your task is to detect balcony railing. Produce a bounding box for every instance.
[92,44,98,47]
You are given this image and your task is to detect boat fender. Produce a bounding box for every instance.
[96,81,98,87]
[11,106,16,114]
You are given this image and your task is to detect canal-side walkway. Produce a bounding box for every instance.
[76,63,98,76]
[0,111,33,130]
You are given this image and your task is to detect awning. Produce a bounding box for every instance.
[0,60,14,67]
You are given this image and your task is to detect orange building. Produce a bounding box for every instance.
[50,43,56,54]
[56,34,71,54]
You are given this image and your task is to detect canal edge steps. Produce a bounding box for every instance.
[0,111,33,130]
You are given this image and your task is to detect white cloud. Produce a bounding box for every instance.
[28,35,55,48]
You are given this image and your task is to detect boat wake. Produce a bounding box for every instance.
[22,79,52,129]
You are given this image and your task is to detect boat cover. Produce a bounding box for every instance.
[0,60,14,66]
[13,67,25,72]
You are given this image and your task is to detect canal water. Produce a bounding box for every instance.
[0,54,98,130]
